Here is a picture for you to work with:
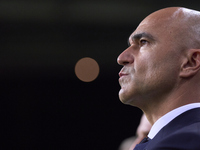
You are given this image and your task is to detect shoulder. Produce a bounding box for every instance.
[148,122,200,150]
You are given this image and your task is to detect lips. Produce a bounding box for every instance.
[118,72,129,89]
[119,72,128,78]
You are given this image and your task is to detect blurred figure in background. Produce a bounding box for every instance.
[118,114,151,150]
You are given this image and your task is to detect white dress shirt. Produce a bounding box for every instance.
[148,103,200,139]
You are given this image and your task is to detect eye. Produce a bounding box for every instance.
[139,39,148,46]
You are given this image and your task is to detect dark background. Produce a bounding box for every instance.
[1,1,200,149]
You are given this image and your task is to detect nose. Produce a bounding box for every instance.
[117,47,134,66]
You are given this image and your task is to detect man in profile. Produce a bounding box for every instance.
[117,7,200,150]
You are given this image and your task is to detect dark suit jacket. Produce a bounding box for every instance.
[139,108,200,150]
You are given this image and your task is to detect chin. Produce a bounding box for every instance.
[119,98,135,106]
[119,91,132,105]
[119,90,141,107]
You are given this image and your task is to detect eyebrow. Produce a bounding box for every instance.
[128,32,156,46]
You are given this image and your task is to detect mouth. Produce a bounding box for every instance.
[118,72,129,83]
[119,72,128,78]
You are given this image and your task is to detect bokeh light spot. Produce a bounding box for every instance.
[75,57,100,82]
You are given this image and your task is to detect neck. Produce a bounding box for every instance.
[142,78,200,125]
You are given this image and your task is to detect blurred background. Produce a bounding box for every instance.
[1,0,200,149]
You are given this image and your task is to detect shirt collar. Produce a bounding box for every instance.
[148,103,200,139]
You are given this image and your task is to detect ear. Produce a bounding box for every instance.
[180,49,200,78]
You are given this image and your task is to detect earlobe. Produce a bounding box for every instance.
[180,49,200,78]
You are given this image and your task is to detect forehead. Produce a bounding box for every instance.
[129,14,176,42]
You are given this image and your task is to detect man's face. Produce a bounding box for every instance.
[117,12,182,107]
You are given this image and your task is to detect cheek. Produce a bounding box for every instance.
[134,55,150,78]
[134,53,166,85]
[143,57,179,92]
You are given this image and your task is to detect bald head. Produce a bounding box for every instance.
[139,7,200,50]
[135,7,200,79]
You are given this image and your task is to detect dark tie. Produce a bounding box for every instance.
[133,137,151,150]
